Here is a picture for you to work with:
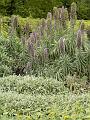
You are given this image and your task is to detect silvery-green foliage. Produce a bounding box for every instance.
[0,76,90,120]
[0,75,66,94]
[74,50,88,77]
[58,55,73,78]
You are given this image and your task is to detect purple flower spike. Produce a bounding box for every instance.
[44,48,49,59]
[77,30,82,49]
[80,20,85,34]
[33,32,37,43]
[70,2,77,28]
[30,33,36,44]
[59,37,65,54]
[28,42,35,58]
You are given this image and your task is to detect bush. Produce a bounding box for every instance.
[0,0,90,19]
[0,34,29,77]
[0,75,67,94]
[0,76,90,120]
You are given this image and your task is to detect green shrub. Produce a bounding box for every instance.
[0,0,90,19]
[0,34,29,77]
[0,75,67,94]
[0,76,90,120]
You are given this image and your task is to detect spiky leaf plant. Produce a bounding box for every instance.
[74,50,88,77]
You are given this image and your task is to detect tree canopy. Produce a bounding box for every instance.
[0,0,90,19]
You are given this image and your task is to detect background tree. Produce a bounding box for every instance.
[0,0,90,19]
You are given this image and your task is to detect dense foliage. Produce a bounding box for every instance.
[0,75,90,120]
[0,3,90,82]
[0,0,90,19]
[0,2,90,120]
[0,34,29,76]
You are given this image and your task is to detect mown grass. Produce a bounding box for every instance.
[0,75,90,120]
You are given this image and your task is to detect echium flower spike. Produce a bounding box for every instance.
[28,42,35,58]
[53,7,59,20]
[21,35,26,45]
[46,19,52,36]
[41,18,46,29]
[9,15,18,36]
[23,22,31,39]
[46,12,52,34]
[79,20,85,50]
[61,6,66,29]
[80,20,85,34]
[40,18,46,36]
[47,12,52,21]
[58,8,62,29]
[33,32,37,43]
[64,8,69,22]
[76,30,82,49]
[70,2,77,28]
[58,8,62,19]
[65,8,69,19]
[29,33,36,44]
[11,15,18,30]
[43,48,49,60]
[36,33,40,47]
[59,37,65,54]
[37,26,41,36]
[53,7,59,30]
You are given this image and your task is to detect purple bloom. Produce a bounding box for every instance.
[70,2,77,28]
[80,20,85,34]
[33,32,38,43]
[77,30,82,49]
[44,48,49,59]
[59,37,65,54]
[28,42,35,58]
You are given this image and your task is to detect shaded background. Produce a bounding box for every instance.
[0,0,90,19]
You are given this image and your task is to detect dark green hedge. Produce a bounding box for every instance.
[0,0,90,19]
